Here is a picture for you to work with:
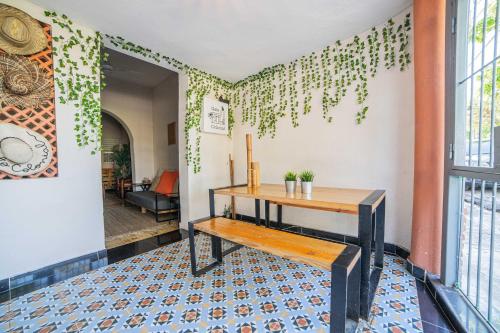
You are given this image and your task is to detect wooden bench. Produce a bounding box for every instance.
[188,217,361,333]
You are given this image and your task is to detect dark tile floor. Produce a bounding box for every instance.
[416,281,455,332]
[107,230,182,264]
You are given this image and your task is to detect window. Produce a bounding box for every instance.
[454,0,499,168]
[445,0,499,330]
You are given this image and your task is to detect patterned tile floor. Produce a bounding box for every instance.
[0,234,426,332]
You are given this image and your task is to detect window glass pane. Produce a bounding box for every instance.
[455,0,499,168]
[457,178,499,327]
[452,1,500,330]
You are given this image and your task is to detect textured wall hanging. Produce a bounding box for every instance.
[0,4,58,180]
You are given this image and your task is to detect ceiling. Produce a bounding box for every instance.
[103,48,175,88]
[32,0,412,82]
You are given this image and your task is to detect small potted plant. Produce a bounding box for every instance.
[284,171,297,193]
[223,204,232,218]
[299,170,314,194]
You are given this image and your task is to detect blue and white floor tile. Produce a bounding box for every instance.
[0,234,424,332]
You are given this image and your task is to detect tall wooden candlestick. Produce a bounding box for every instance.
[229,154,236,219]
[246,133,253,187]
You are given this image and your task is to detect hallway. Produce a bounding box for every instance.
[104,194,178,249]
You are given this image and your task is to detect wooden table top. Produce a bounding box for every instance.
[214,184,384,215]
[194,217,349,270]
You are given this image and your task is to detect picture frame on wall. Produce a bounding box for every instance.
[201,96,229,135]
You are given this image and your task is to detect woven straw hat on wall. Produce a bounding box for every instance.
[0,123,53,176]
[0,54,51,109]
[0,4,48,55]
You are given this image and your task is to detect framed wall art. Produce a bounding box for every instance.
[0,4,58,180]
[201,96,229,135]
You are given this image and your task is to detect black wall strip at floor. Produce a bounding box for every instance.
[0,249,107,303]
[0,231,182,303]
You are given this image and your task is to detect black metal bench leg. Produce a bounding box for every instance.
[331,245,361,333]
[347,259,361,321]
[358,204,373,320]
[374,198,385,269]
[188,222,198,276]
[188,221,224,277]
[331,264,348,333]
[212,236,223,262]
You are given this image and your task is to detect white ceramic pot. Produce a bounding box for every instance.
[285,180,296,193]
[301,181,313,194]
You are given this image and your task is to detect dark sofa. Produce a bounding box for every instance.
[125,191,180,222]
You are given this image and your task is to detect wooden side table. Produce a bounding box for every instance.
[118,178,133,199]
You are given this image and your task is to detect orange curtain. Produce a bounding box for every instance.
[409,0,446,274]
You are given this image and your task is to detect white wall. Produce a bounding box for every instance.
[232,67,414,248]
[180,10,414,249]
[178,73,191,227]
[177,78,233,230]
[230,11,414,249]
[153,75,179,172]
[0,0,105,280]
[101,77,155,182]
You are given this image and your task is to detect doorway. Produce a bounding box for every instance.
[100,48,181,249]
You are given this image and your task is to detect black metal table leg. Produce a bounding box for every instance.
[265,200,270,227]
[255,199,261,225]
[374,197,385,269]
[209,189,215,217]
[209,189,218,258]
[358,203,373,319]
[358,190,385,320]
[277,205,282,229]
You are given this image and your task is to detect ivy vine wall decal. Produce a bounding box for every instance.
[45,10,411,173]
[44,11,105,154]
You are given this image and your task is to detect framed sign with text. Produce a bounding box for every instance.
[202,96,229,135]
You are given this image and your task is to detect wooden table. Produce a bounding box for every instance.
[210,183,386,319]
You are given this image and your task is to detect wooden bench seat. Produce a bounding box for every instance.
[188,217,361,333]
[194,217,348,271]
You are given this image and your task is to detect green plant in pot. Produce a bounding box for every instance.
[284,171,297,193]
[111,144,132,180]
[223,204,232,218]
[299,170,315,194]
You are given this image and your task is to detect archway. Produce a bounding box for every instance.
[101,109,135,182]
